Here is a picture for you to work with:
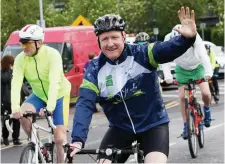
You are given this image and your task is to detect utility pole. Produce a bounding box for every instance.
[152,9,159,41]
[37,0,45,28]
[200,23,206,40]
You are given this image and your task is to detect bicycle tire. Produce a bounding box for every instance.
[187,110,198,158]
[19,142,41,163]
[198,122,204,148]
[196,103,204,148]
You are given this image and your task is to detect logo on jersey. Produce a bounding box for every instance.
[106,75,113,87]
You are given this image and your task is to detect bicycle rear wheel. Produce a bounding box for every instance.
[19,142,41,163]
[187,110,198,158]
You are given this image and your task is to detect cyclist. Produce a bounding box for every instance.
[134,32,150,44]
[11,24,71,163]
[161,24,213,140]
[205,44,220,101]
[71,7,197,163]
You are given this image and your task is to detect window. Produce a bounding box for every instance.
[2,45,23,58]
[61,43,74,73]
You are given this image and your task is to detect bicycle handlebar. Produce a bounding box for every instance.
[76,148,137,155]
[4,108,56,133]
[63,143,144,162]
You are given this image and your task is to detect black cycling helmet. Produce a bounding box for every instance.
[205,44,210,50]
[135,32,150,43]
[94,14,126,36]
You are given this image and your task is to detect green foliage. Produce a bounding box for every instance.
[1,0,51,50]
[1,0,223,49]
[207,0,224,46]
[211,22,224,46]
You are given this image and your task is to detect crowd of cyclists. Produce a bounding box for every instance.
[1,6,222,164]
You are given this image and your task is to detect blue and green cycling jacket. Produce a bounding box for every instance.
[72,35,196,146]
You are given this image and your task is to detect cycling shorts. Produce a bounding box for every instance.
[25,93,70,126]
[97,123,169,162]
[175,64,204,86]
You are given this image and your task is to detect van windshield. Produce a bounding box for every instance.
[2,43,62,57]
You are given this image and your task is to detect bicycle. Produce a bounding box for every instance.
[173,78,205,158]
[208,79,219,104]
[63,140,144,163]
[5,108,56,163]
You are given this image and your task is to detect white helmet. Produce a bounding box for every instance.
[19,24,44,41]
[170,24,182,39]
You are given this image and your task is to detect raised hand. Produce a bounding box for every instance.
[174,7,197,38]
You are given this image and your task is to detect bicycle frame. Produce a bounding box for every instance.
[184,83,203,136]
[30,120,54,163]
[5,110,56,164]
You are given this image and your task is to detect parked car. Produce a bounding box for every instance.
[126,36,136,44]
[2,26,101,103]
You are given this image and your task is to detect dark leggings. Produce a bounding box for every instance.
[97,123,169,163]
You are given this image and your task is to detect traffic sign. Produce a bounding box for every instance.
[71,15,92,26]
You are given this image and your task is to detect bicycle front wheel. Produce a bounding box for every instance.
[187,110,198,158]
[198,121,204,148]
[19,142,41,163]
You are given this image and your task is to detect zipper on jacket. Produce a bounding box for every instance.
[116,62,136,134]
[33,57,48,100]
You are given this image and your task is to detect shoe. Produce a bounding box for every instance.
[13,139,22,145]
[214,95,219,101]
[181,126,188,140]
[3,138,9,146]
[204,108,211,127]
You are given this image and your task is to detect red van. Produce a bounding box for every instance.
[3,26,101,102]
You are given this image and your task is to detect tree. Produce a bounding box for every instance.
[120,0,208,39]
[207,0,224,46]
[1,0,52,50]
[1,0,223,49]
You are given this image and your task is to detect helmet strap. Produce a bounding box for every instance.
[33,41,39,56]
[97,37,101,49]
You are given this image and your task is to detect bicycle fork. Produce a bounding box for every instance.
[31,124,46,163]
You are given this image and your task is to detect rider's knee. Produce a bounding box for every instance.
[54,127,67,145]
[202,92,211,100]
[21,102,36,113]
[54,137,65,145]
[179,95,185,102]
